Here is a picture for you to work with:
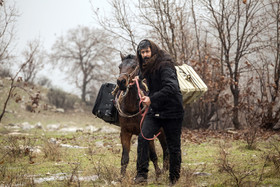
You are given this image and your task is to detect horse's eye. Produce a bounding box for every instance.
[118,64,122,69]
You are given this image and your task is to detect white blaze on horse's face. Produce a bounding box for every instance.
[140,47,152,60]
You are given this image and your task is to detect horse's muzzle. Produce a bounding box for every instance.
[117,79,127,91]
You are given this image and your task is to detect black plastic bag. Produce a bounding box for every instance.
[92,83,118,123]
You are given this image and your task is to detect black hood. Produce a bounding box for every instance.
[136,39,175,77]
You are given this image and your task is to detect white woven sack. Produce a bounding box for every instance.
[175,64,208,104]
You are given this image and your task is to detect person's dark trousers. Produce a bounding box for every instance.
[136,115,183,183]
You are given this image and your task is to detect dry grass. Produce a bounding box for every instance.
[0,135,37,163]
[0,130,279,186]
[41,137,64,162]
[265,138,280,176]
[0,162,35,186]
[217,142,267,187]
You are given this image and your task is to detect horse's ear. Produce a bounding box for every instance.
[120,52,125,60]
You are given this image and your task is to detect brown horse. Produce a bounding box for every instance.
[115,53,169,177]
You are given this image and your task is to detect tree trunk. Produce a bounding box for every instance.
[232,88,240,129]
[81,82,86,103]
[183,105,193,128]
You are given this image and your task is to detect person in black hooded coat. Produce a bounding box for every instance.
[134,39,184,185]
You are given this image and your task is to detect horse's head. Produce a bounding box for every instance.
[117,53,138,91]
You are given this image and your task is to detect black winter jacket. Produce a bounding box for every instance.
[137,39,184,119]
[145,64,184,119]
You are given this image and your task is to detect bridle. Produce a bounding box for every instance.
[118,65,139,97]
[115,65,147,118]
[115,64,161,141]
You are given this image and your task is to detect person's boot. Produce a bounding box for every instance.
[133,174,148,185]
[169,175,179,186]
[169,180,177,186]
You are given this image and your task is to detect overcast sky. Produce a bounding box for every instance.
[14,0,109,51]
[11,0,111,94]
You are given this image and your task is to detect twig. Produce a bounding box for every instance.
[0,51,36,122]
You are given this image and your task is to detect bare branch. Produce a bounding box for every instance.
[51,26,117,102]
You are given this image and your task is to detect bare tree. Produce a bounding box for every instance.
[93,0,279,130]
[0,53,40,122]
[202,0,267,129]
[21,39,45,83]
[0,1,17,65]
[250,0,280,129]
[51,26,116,103]
[93,0,138,52]
[94,0,195,62]
[95,0,224,129]
[137,0,195,64]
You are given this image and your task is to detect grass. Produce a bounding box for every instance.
[1,78,280,186]
[0,127,280,186]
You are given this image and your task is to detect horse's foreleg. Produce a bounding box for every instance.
[120,131,132,177]
[148,141,161,177]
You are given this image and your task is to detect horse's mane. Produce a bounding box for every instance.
[124,54,136,60]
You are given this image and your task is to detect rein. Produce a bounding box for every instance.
[134,77,161,141]
[115,65,160,141]
[115,91,147,118]
[115,65,146,118]
[119,65,139,85]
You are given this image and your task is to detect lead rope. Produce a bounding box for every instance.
[134,77,161,141]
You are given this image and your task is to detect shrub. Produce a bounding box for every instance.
[0,136,36,162]
[217,142,266,186]
[244,127,258,150]
[0,67,12,78]
[266,139,280,176]
[0,163,34,186]
[37,76,52,88]
[47,88,79,110]
[89,157,121,185]
[42,138,63,162]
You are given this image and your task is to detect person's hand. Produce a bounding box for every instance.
[141,96,151,107]
[132,76,139,82]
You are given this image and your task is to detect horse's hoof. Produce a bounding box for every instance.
[156,169,162,178]
[116,175,125,182]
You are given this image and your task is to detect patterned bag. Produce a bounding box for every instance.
[175,64,208,105]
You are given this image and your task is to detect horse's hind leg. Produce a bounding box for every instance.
[148,141,161,178]
[158,130,169,171]
[120,130,132,177]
